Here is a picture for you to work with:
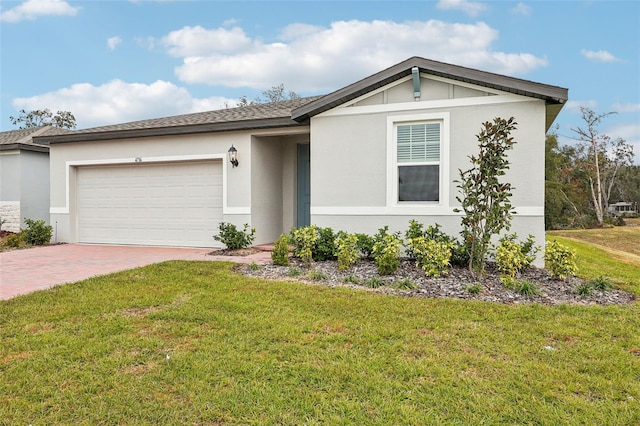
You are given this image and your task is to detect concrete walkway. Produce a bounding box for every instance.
[0,244,272,300]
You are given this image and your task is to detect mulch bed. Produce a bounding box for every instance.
[208,247,262,257]
[241,258,636,306]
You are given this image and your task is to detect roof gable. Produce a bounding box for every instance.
[291,56,568,130]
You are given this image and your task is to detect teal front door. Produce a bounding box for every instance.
[297,144,310,227]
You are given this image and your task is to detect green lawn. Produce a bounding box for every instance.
[547,229,640,297]
[1,261,639,424]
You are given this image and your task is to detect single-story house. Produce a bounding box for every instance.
[607,201,638,216]
[36,56,568,261]
[0,126,70,232]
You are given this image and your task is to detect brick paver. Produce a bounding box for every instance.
[0,244,271,300]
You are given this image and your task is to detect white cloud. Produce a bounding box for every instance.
[580,49,622,63]
[612,103,640,113]
[436,0,486,17]
[168,19,547,92]
[12,80,235,129]
[161,25,253,57]
[107,36,122,51]
[0,0,78,23]
[511,2,531,15]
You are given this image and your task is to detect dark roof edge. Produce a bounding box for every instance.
[292,56,569,122]
[0,143,50,153]
[38,117,305,144]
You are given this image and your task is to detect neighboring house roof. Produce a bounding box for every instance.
[0,126,72,152]
[37,56,568,145]
[37,96,323,144]
[292,57,568,130]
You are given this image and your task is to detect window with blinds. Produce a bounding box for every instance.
[397,122,441,202]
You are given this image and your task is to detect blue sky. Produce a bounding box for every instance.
[1,0,638,162]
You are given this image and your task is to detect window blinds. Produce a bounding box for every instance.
[397,123,440,163]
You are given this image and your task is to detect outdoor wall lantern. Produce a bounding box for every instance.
[228,145,239,168]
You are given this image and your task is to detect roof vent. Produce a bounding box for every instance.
[412,67,421,100]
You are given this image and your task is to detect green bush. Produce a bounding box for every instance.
[372,231,402,275]
[335,232,360,271]
[290,225,318,266]
[355,233,375,259]
[307,270,328,281]
[408,237,453,278]
[365,277,385,288]
[495,234,538,277]
[394,279,417,290]
[22,218,53,246]
[588,276,612,291]
[4,232,24,248]
[544,240,578,279]
[513,279,541,297]
[404,221,455,260]
[576,282,593,297]
[466,283,482,295]
[213,222,255,250]
[314,227,336,261]
[271,234,290,266]
[290,225,337,263]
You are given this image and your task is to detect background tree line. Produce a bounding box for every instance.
[545,107,638,229]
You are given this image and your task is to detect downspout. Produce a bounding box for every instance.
[412,67,421,101]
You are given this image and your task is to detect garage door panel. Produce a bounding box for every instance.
[77,161,223,247]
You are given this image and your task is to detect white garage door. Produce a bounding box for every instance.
[77,161,223,247]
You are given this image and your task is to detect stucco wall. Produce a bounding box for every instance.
[49,131,253,243]
[309,95,547,265]
[251,136,283,245]
[1,150,50,231]
[20,150,50,226]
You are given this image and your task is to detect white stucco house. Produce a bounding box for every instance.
[0,126,70,232]
[37,57,568,254]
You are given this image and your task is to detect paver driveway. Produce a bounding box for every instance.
[0,244,271,300]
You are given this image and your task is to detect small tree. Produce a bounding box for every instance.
[455,117,518,273]
[10,108,76,129]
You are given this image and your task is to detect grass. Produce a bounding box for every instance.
[1,260,639,424]
[546,230,640,297]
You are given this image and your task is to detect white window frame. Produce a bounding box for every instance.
[386,112,450,211]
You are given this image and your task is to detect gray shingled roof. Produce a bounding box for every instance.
[292,56,568,130]
[38,96,323,144]
[0,126,72,152]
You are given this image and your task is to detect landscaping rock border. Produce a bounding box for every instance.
[240,258,636,306]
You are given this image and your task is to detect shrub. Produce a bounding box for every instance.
[290,225,318,266]
[466,283,482,295]
[513,279,541,297]
[544,240,578,279]
[395,279,417,290]
[22,218,53,246]
[248,262,262,271]
[271,234,290,266]
[314,227,336,261]
[287,267,302,277]
[404,221,455,260]
[576,282,593,297]
[355,233,375,259]
[335,232,360,271]
[344,274,361,284]
[365,277,385,288]
[4,232,23,248]
[371,231,402,275]
[213,222,255,250]
[495,234,538,277]
[408,237,453,278]
[307,270,328,281]
[588,276,612,291]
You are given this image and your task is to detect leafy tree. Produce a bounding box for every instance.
[233,84,299,108]
[455,117,517,273]
[570,108,634,226]
[9,108,76,129]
